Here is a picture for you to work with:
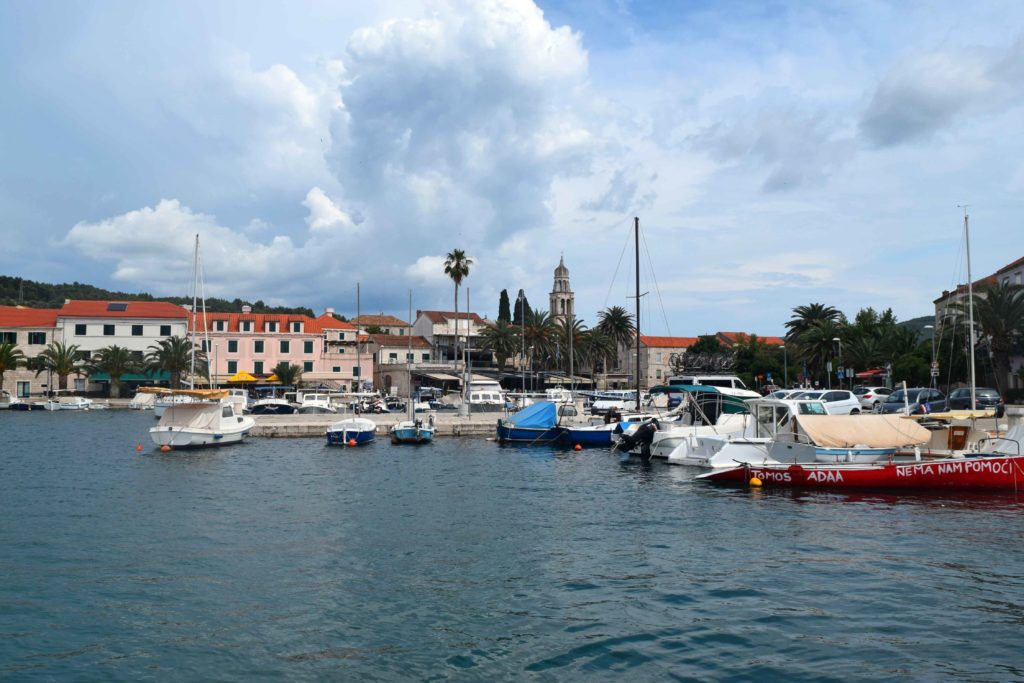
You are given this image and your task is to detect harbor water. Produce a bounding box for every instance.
[2,410,1023,680]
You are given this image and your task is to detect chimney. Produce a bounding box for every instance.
[182,304,192,312]
[325,307,335,316]
[64,299,71,305]
[241,305,252,314]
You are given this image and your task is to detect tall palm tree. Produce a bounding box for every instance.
[784,303,842,342]
[443,249,473,366]
[555,315,588,375]
[523,309,557,370]
[478,320,518,371]
[795,321,843,384]
[579,328,616,378]
[271,361,303,388]
[597,306,635,370]
[146,336,202,388]
[0,342,25,394]
[956,282,1024,393]
[88,345,142,398]
[35,341,83,391]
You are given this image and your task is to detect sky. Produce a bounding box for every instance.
[1,0,1023,336]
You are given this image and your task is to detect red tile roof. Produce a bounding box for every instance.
[994,255,1024,276]
[639,335,698,349]
[191,312,356,334]
[352,314,410,327]
[716,331,785,347]
[417,310,486,324]
[368,334,431,348]
[59,300,189,319]
[0,305,59,328]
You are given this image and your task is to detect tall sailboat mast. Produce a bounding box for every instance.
[634,216,641,412]
[356,283,361,393]
[963,207,977,410]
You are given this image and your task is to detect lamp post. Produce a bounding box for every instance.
[780,344,787,388]
[924,324,935,390]
[832,337,842,390]
[528,346,534,392]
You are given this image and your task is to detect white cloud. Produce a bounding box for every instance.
[302,187,356,233]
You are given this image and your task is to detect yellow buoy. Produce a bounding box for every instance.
[574,444,582,451]
[159,445,171,453]
[749,476,763,487]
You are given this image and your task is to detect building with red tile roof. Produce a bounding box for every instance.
[412,310,491,367]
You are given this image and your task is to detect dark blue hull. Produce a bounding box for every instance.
[561,425,617,447]
[496,420,563,444]
[326,429,375,446]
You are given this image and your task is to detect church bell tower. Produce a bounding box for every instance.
[550,255,574,322]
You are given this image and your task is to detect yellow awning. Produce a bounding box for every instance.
[227,371,257,382]
[266,374,280,382]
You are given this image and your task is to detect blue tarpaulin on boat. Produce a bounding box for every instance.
[507,401,557,428]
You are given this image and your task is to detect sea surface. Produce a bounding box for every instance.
[2,410,1024,681]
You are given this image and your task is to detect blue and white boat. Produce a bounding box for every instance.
[390,417,436,445]
[326,417,377,446]
[496,401,562,444]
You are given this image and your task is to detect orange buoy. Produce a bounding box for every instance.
[160,445,171,453]
[749,476,763,487]
[135,443,143,452]
[348,438,357,447]
[574,444,582,451]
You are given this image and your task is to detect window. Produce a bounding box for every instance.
[389,352,398,361]
[265,321,278,333]
[291,321,302,333]
[241,321,253,332]
[228,340,238,353]
[131,325,143,336]
[656,352,662,364]
[303,340,313,354]
[103,324,115,336]
[332,366,341,373]
[214,320,227,332]
[75,324,87,336]
[131,351,143,360]
[227,360,237,374]
[17,381,30,398]
[353,366,360,377]
[0,332,15,344]
[422,353,430,362]
[254,361,264,374]
[400,329,405,336]
[254,340,264,354]
[76,350,91,361]
[656,369,662,379]
[28,332,46,345]
[201,340,211,352]
[160,325,171,336]
[406,352,414,362]
[303,361,313,372]
[280,340,290,354]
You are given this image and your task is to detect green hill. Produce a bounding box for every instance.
[898,315,936,341]
[0,275,314,317]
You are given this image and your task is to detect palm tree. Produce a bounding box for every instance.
[555,315,588,375]
[579,328,616,377]
[35,341,83,391]
[88,345,142,398]
[478,320,518,371]
[271,361,303,388]
[146,336,202,388]
[443,249,473,366]
[0,342,25,394]
[795,321,843,384]
[956,282,1024,393]
[597,306,635,370]
[784,303,841,342]
[523,309,557,370]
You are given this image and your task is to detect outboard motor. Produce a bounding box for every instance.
[615,418,661,459]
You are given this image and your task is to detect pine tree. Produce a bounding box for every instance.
[513,290,531,326]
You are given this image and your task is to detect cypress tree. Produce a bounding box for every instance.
[513,291,531,326]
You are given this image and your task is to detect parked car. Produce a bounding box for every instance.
[946,387,1005,416]
[787,390,862,415]
[878,388,947,414]
[852,385,893,411]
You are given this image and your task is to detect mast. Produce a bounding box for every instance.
[189,234,199,386]
[634,216,641,411]
[407,289,413,420]
[356,283,361,393]
[964,207,977,410]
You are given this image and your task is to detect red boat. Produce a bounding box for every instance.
[696,454,1024,492]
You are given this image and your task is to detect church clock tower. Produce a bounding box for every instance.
[549,255,574,322]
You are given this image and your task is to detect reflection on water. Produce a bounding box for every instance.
[1,410,1023,680]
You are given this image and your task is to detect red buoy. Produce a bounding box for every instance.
[135,443,143,452]
[574,444,582,451]
[160,445,171,453]
[348,438,357,447]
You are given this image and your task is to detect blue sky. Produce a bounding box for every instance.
[2,0,1022,335]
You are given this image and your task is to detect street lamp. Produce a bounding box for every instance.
[924,324,935,389]
[528,346,534,392]
[832,337,842,389]
[780,345,788,388]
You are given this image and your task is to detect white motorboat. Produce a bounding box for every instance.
[149,390,255,449]
[129,392,156,410]
[43,396,98,411]
[0,390,26,410]
[154,393,196,418]
[465,378,505,411]
[297,393,337,414]
[249,397,297,415]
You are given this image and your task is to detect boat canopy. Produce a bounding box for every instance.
[794,414,931,448]
[156,402,225,429]
[137,387,229,399]
[906,409,998,421]
[506,401,557,428]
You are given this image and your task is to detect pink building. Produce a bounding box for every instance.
[192,309,373,390]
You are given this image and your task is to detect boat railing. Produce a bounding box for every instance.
[977,435,1021,456]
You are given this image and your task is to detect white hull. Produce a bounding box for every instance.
[149,400,255,449]
[150,422,254,447]
[667,435,797,468]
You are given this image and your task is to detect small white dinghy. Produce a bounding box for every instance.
[149,390,255,450]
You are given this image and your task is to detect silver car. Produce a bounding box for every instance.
[853,385,892,411]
